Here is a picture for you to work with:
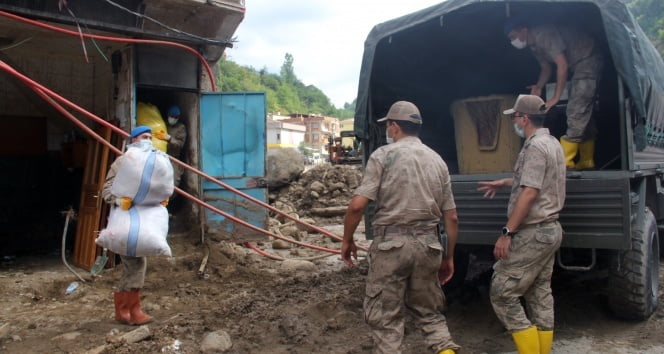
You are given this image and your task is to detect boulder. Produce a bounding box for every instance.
[266,148,304,189]
[200,330,232,353]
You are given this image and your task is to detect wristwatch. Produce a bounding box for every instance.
[501,226,517,237]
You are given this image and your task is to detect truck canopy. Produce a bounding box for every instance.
[355,0,664,154]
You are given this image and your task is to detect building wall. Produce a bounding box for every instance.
[280,114,340,154]
[267,120,305,148]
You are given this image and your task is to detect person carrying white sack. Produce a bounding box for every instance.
[101,125,173,325]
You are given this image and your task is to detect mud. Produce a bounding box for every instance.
[1,222,663,353]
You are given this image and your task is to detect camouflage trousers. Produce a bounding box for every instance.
[490,221,562,332]
[118,255,146,291]
[564,55,604,142]
[364,226,460,354]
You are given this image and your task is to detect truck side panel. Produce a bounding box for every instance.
[452,174,631,250]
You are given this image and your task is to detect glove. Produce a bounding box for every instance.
[115,197,133,210]
[155,130,171,141]
[161,199,169,206]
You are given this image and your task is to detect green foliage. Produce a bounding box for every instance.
[624,0,664,57]
[217,55,355,118]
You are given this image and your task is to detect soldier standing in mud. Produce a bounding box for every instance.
[477,95,566,354]
[341,101,460,354]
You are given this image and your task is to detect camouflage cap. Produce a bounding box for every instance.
[503,94,547,115]
[377,101,423,124]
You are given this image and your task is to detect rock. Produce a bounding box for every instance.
[295,217,316,231]
[200,329,232,353]
[310,191,320,199]
[51,331,82,341]
[280,225,301,240]
[120,325,151,344]
[83,344,108,354]
[266,148,304,189]
[0,323,9,340]
[272,239,292,250]
[11,335,21,342]
[310,206,348,216]
[309,181,326,194]
[329,182,346,192]
[280,259,316,273]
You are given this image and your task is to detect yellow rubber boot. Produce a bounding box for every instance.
[438,350,455,354]
[538,330,553,354]
[575,140,596,170]
[511,326,540,354]
[559,138,579,169]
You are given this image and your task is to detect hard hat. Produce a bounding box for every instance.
[167,105,181,117]
[130,125,152,139]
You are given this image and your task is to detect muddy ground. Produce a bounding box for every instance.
[1,217,664,354]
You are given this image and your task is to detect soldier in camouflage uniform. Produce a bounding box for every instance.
[478,95,566,354]
[341,101,460,354]
[504,20,603,170]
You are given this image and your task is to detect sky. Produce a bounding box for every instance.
[226,0,445,108]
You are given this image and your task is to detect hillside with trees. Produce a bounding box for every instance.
[217,53,355,119]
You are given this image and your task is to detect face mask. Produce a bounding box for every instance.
[130,138,154,150]
[513,122,525,138]
[511,38,527,50]
[168,117,179,125]
[385,127,394,144]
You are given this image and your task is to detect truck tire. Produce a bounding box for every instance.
[608,208,660,320]
[443,247,469,292]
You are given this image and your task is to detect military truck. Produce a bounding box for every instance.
[354,0,663,320]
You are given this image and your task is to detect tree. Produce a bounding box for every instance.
[280,53,297,85]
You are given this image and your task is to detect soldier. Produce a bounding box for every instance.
[504,19,603,170]
[342,101,460,354]
[477,95,566,354]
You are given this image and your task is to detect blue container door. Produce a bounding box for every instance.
[200,92,267,242]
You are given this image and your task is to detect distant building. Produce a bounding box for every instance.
[267,120,306,149]
[280,114,340,154]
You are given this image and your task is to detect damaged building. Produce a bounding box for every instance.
[0,1,267,269]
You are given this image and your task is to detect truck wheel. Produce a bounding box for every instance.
[608,208,660,320]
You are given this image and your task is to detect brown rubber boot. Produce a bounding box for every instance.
[113,292,131,324]
[127,290,152,325]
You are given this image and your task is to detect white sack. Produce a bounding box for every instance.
[97,205,171,257]
[111,146,174,205]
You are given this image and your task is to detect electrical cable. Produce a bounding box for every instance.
[102,0,236,46]
[0,9,217,91]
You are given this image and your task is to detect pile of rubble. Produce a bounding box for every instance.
[267,164,363,243]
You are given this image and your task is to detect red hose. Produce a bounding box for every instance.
[0,59,363,253]
[0,9,217,91]
[244,242,285,261]
[12,72,341,256]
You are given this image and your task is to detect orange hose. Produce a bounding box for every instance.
[0,9,217,91]
[0,59,367,251]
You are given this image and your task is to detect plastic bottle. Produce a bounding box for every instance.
[65,281,79,295]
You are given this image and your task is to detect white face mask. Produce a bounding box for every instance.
[513,122,525,138]
[385,127,394,144]
[130,138,154,150]
[511,38,527,50]
[168,117,179,125]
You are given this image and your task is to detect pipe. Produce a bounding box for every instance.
[30,80,340,255]
[0,9,217,91]
[0,59,359,253]
[61,208,87,282]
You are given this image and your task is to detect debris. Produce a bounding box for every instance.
[64,281,79,295]
[119,325,151,344]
